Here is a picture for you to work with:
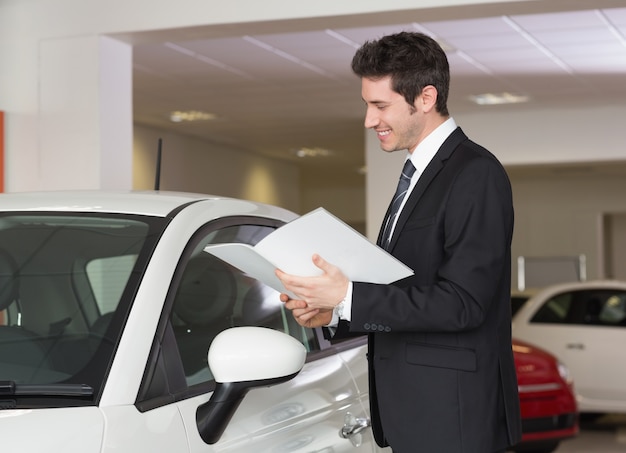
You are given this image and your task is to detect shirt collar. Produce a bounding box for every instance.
[407,117,457,175]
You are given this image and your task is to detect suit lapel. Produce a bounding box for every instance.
[386,127,467,252]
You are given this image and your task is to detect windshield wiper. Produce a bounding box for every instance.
[0,381,93,397]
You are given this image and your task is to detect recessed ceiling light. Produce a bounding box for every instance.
[469,92,530,106]
[291,147,334,158]
[169,110,217,122]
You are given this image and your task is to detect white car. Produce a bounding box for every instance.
[512,280,626,415]
[0,191,379,453]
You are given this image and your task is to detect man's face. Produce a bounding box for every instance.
[361,76,424,153]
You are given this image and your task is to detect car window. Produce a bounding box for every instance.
[598,293,626,324]
[86,255,138,315]
[529,292,572,323]
[511,295,529,316]
[0,213,164,403]
[530,289,626,327]
[169,222,319,388]
[577,290,626,326]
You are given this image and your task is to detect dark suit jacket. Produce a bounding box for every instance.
[346,127,522,452]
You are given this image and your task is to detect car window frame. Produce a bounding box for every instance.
[136,215,366,412]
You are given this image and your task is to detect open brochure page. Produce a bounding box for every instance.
[204,207,413,297]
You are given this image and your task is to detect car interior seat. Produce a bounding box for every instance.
[172,252,238,378]
[584,297,602,325]
[239,281,312,351]
[0,249,48,377]
[239,282,285,331]
[90,311,115,339]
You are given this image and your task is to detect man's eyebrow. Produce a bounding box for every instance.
[363,98,390,105]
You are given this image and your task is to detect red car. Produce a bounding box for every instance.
[512,339,579,453]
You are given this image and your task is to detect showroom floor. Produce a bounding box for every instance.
[555,414,626,452]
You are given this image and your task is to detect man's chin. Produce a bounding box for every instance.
[380,146,401,153]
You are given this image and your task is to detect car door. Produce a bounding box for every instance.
[333,338,388,452]
[136,217,380,452]
[514,288,626,411]
[180,343,375,453]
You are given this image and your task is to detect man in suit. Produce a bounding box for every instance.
[276,31,522,453]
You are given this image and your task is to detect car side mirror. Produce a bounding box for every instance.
[196,326,306,444]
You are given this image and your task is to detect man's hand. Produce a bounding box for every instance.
[276,254,349,310]
[276,254,349,328]
[279,293,333,328]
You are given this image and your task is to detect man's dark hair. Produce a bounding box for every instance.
[351,31,450,116]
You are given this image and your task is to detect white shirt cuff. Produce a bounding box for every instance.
[328,281,353,326]
[342,281,353,322]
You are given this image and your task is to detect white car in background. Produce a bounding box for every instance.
[511,280,626,415]
[0,191,378,453]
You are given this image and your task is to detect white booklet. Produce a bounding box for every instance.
[204,207,413,298]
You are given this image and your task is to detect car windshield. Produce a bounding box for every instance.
[0,212,166,405]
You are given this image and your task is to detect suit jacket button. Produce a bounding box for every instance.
[364,323,371,330]
[384,326,391,332]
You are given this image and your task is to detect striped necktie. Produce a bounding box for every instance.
[382,159,416,250]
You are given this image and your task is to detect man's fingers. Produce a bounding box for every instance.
[294,307,319,320]
[284,298,308,310]
[312,254,333,274]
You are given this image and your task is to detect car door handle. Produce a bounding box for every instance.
[340,412,371,439]
[340,418,370,438]
[566,343,585,350]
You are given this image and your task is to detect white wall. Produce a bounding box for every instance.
[134,125,300,211]
[603,213,626,281]
[456,104,626,167]
[460,104,626,283]
[0,14,133,191]
[134,125,366,221]
[301,185,365,230]
[508,170,626,284]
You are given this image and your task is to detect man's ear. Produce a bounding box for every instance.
[418,85,438,113]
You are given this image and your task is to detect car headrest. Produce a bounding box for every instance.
[0,250,18,312]
[173,252,237,326]
[240,282,282,325]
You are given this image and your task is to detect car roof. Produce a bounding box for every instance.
[530,280,626,295]
[0,190,296,221]
[0,190,218,216]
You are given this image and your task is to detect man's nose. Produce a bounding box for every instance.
[364,108,378,129]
